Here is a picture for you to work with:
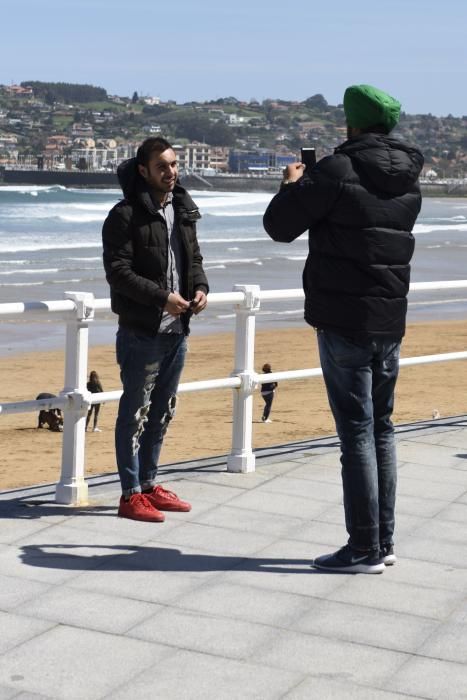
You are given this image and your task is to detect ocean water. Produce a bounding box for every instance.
[0,184,466,354]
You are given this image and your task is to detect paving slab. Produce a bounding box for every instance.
[9,693,56,700]
[128,607,275,660]
[153,520,277,556]
[221,555,347,599]
[67,560,208,603]
[19,587,162,634]
[437,502,467,524]
[397,535,467,567]
[258,474,343,503]
[0,416,466,699]
[0,626,173,699]
[291,598,439,653]
[108,649,301,700]
[399,461,467,484]
[255,628,409,686]
[0,574,52,611]
[191,502,304,538]
[287,462,343,483]
[328,575,464,620]
[0,611,54,656]
[173,579,315,627]
[412,515,467,544]
[225,488,330,519]
[396,474,466,501]
[381,556,467,592]
[389,656,467,700]
[396,440,466,467]
[284,677,421,699]
[393,492,452,518]
[418,621,467,664]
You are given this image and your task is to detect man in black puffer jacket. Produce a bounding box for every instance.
[102,137,208,522]
[264,85,424,574]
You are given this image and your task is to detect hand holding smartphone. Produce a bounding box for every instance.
[300,147,316,170]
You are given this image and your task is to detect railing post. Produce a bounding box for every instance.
[227,284,260,473]
[55,292,94,505]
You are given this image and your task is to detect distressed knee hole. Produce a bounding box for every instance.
[159,394,177,433]
[131,404,150,456]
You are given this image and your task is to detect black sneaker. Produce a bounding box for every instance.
[380,544,397,566]
[312,545,385,574]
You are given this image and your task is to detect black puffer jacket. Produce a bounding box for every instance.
[102,158,209,335]
[264,133,424,338]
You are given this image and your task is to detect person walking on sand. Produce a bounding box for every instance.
[264,85,423,573]
[86,370,104,432]
[260,363,278,423]
[102,137,209,522]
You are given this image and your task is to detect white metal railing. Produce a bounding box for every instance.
[1,281,467,506]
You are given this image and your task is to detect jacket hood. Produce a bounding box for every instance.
[336,133,424,195]
[116,157,201,220]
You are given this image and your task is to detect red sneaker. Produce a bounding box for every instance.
[145,485,191,512]
[118,494,165,522]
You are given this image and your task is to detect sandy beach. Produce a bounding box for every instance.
[0,320,466,491]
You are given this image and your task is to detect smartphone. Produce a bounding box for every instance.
[300,147,316,170]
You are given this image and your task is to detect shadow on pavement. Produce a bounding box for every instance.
[0,500,116,519]
[19,543,318,575]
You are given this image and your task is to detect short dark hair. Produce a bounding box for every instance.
[347,123,390,141]
[136,137,173,166]
[361,123,390,135]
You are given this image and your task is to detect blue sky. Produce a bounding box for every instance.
[2,0,466,115]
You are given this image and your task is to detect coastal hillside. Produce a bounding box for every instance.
[0,81,465,178]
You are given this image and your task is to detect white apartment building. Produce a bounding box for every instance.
[142,96,161,106]
[174,142,211,172]
[0,133,19,164]
[209,146,230,172]
[71,138,119,169]
[0,134,18,150]
[71,123,94,138]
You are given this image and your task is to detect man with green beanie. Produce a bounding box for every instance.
[264,85,424,573]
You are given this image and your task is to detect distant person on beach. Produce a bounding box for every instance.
[36,393,63,432]
[264,85,424,573]
[86,370,103,432]
[102,137,208,522]
[260,363,278,423]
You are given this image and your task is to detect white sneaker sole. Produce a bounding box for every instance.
[381,554,397,566]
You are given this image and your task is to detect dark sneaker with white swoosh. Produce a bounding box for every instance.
[312,545,385,574]
[380,544,397,566]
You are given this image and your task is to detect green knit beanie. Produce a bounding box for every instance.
[343,84,401,132]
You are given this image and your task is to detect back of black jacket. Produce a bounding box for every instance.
[264,133,424,339]
[102,159,209,336]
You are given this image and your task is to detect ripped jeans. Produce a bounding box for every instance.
[115,327,187,496]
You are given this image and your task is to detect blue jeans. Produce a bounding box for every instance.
[115,327,187,496]
[317,330,401,553]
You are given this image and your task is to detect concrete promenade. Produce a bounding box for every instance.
[0,416,466,699]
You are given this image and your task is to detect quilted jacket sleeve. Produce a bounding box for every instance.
[102,205,169,308]
[263,156,344,242]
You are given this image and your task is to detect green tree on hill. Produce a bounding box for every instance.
[303,94,328,110]
[21,81,108,104]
